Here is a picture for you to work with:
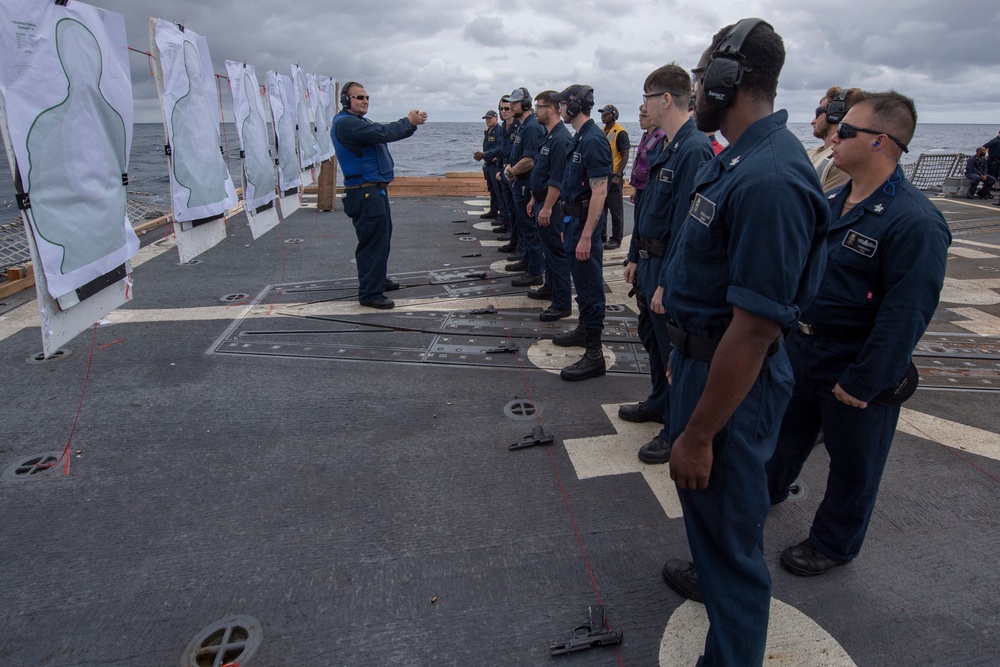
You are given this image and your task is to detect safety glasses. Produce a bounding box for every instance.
[837,122,909,153]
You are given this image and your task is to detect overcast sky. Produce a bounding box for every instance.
[95,0,1000,125]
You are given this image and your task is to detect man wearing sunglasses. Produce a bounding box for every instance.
[766,91,951,579]
[496,101,522,261]
[331,82,427,309]
[658,19,830,666]
[807,86,864,192]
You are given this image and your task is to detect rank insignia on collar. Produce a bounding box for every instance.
[729,156,741,167]
[874,203,884,213]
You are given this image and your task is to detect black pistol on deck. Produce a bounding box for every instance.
[549,604,623,656]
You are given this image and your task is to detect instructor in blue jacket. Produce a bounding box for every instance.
[331,82,427,309]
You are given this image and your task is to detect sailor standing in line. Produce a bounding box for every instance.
[619,64,714,464]
[550,84,613,381]
[503,87,547,287]
[805,86,864,192]
[473,109,501,218]
[330,82,426,309]
[627,105,665,227]
[598,104,629,250]
[526,89,574,321]
[658,20,829,665]
[766,91,952,577]
[497,100,522,263]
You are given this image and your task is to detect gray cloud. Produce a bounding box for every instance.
[464,15,506,47]
[89,0,1000,123]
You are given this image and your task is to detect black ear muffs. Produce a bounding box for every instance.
[702,18,769,109]
[340,81,358,109]
[567,87,592,118]
[825,90,848,124]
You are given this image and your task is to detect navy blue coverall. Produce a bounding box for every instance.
[498,118,520,243]
[766,167,951,562]
[508,113,546,276]
[529,121,573,311]
[330,110,416,305]
[561,118,612,331]
[664,110,829,666]
[626,118,713,435]
[482,122,502,213]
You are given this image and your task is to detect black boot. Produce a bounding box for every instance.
[552,323,586,347]
[560,329,606,381]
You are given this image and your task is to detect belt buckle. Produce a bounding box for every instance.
[798,321,814,335]
[639,249,650,260]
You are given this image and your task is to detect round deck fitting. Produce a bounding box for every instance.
[504,399,541,421]
[787,478,809,502]
[180,614,263,667]
[220,293,250,303]
[2,451,64,482]
[26,348,70,364]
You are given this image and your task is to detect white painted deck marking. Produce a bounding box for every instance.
[939,277,1000,305]
[563,403,680,516]
[954,238,1000,251]
[562,404,857,664]
[898,409,1000,462]
[525,339,617,376]
[946,307,1000,335]
[660,599,856,666]
[949,246,998,259]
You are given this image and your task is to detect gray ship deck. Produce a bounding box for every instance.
[1,194,999,666]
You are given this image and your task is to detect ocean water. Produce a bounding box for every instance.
[1,121,996,226]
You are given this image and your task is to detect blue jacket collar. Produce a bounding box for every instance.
[828,165,906,229]
[717,109,788,171]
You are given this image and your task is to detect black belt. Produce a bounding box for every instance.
[636,237,667,259]
[344,181,388,190]
[561,198,590,218]
[797,321,872,340]
[667,321,779,363]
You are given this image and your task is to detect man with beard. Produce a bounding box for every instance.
[658,20,829,665]
[807,86,863,192]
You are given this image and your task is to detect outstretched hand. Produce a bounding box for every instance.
[408,110,428,125]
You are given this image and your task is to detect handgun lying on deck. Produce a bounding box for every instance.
[549,604,623,656]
